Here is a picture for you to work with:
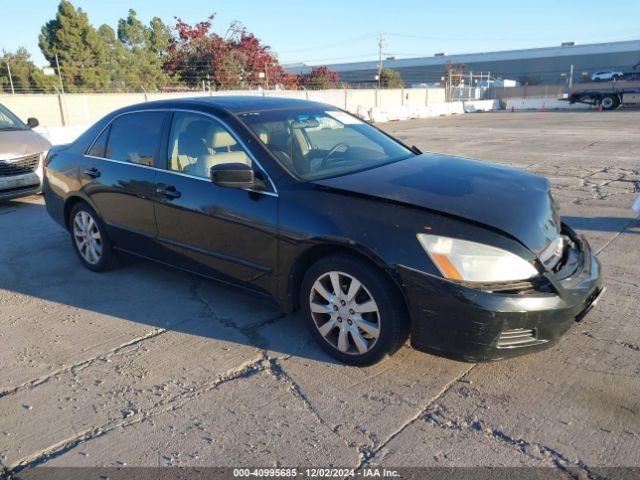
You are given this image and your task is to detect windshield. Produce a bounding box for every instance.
[239,108,414,180]
[0,103,27,130]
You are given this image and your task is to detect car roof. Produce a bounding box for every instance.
[120,95,334,115]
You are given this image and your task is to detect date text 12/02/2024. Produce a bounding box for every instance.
[232,468,400,477]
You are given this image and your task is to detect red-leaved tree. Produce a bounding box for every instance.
[164,15,300,90]
[299,66,340,89]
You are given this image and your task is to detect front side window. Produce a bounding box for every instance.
[239,108,414,180]
[167,112,252,179]
[0,103,27,131]
[103,112,166,166]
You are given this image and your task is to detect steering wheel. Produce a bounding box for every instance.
[318,143,349,170]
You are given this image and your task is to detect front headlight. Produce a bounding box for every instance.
[417,234,538,283]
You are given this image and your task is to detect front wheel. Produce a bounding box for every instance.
[301,253,409,366]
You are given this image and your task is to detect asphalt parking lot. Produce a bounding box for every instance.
[1,111,639,477]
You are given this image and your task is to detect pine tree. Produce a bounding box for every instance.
[38,0,110,92]
[117,10,172,91]
[97,24,131,92]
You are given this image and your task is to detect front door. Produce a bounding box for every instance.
[154,111,278,295]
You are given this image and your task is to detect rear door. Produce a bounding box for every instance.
[83,111,167,254]
[153,111,278,295]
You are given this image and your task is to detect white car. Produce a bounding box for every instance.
[0,103,51,201]
[591,70,624,82]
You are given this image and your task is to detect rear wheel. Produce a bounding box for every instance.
[600,95,620,110]
[69,202,116,272]
[301,253,409,366]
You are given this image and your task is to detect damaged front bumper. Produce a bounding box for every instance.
[0,171,41,200]
[398,227,603,362]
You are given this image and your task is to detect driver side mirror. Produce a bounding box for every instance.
[27,117,39,129]
[210,163,255,189]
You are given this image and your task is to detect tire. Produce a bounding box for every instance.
[69,201,116,272]
[301,253,409,366]
[600,95,620,110]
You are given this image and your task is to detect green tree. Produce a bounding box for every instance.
[39,0,110,92]
[116,10,172,91]
[0,48,57,93]
[380,68,404,88]
[97,23,131,91]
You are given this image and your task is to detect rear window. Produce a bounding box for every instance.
[100,112,166,166]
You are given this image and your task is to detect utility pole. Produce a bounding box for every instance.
[377,32,386,88]
[55,53,64,94]
[447,63,452,102]
[6,62,15,94]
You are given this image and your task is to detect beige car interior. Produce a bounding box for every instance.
[169,117,252,178]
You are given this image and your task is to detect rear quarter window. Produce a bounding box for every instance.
[87,125,111,158]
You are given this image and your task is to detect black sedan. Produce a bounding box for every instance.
[43,97,603,365]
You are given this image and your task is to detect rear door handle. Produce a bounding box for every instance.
[84,167,101,178]
[156,185,181,200]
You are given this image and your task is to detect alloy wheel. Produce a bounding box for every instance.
[309,271,381,355]
[73,210,102,265]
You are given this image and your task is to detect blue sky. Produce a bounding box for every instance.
[2,0,639,67]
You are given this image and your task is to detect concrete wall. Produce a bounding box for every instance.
[0,94,64,127]
[0,88,447,127]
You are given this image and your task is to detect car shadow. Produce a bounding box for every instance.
[563,215,640,234]
[0,199,343,365]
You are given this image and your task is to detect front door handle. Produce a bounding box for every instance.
[156,185,181,200]
[84,167,101,178]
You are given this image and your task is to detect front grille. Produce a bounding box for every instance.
[0,154,40,177]
[497,328,538,348]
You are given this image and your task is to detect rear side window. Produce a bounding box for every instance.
[103,112,166,166]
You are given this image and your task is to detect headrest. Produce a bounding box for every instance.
[211,126,236,149]
[254,127,269,145]
[184,120,211,139]
[178,129,207,158]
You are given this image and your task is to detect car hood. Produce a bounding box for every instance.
[0,129,51,161]
[313,153,560,252]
